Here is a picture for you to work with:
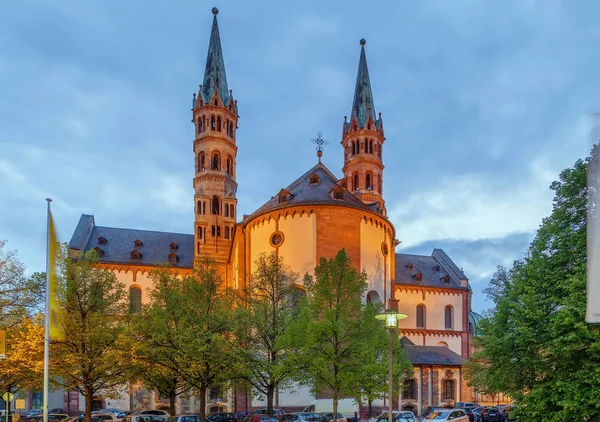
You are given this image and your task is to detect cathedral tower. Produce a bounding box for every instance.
[341,39,386,213]
[192,8,238,263]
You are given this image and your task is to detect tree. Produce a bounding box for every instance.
[127,267,190,415]
[237,252,301,416]
[135,258,241,422]
[469,152,600,421]
[0,240,44,324]
[0,313,44,406]
[287,250,389,421]
[52,250,129,422]
[351,302,411,418]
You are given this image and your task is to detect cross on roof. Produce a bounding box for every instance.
[311,131,328,162]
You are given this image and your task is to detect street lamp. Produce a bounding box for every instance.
[375,308,407,422]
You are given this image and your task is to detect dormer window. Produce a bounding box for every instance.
[130,250,142,260]
[278,189,292,204]
[168,253,179,263]
[330,186,345,201]
[170,242,178,250]
[134,239,143,248]
[97,236,107,245]
[406,263,413,270]
[442,275,450,283]
[433,265,440,272]
[413,272,423,282]
[309,173,320,185]
[93,247,104,257]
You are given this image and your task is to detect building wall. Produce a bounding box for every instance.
[277,213,317,280]
[359,218,393,305]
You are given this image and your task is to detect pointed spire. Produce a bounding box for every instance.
[351,39,377,129]
[202,7,229,105]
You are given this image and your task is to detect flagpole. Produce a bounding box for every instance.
[43,198,52,422]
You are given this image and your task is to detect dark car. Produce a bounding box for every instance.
[207,414,237,422]
[458,408,477,422]
[244,415,279,422]
[479,407,501,422]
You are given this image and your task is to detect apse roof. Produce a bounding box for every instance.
[244,161,379,221]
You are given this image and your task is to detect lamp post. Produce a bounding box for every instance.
[375,308,407,422]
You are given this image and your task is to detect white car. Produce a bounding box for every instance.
[320,413,347,422]
[375,412,417,422]
[423,409,469,421]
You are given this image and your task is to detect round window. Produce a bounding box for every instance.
[381,242,389,256]
[270,231,284,247]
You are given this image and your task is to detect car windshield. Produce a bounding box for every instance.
[424,412,449,420]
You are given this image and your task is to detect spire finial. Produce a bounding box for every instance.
[201,6,229,105]
[360,38,366,46]
[212,7,219,15]
[311,132,328,163]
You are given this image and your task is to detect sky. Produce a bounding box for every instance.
[0,0,596,313]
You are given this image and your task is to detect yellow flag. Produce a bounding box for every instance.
[48,210,65,341]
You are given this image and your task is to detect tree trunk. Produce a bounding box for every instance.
[368,400,373,419]
[266,385,275,417]
[199,385,207,422]
[84,386,93,422]
[332,395,338,422]
[169,390,177,417]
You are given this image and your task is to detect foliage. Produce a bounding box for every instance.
[469,152,600,421]
[0,313,44,396]
[52,249,129,422]
[134,258,241,422]
[0,240,44,325]
[351,302,411,417]
[286,250,399,420]
[236,252,301,415]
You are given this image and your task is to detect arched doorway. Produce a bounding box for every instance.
[366,290,381,305]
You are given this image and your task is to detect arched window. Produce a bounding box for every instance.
[197,200,202,215]
[217,226,221,237]
[198,152,205,171]
[217,116,222,131]
[224,203,229,217]
[211,116,216,130]
[442,379,455,400]
[416,304,425,328]
[212,195,220,215]
[197,119,203,134]
[402,379,417,400]
[352,173,359,191]
[230,204,234,217]
[197,226,203,239]
[203,201,206,215]
[129,287,141,313]
[211,225,216,236]
[366,173,372,190]
[445,305,453,329]
[224,226,230,239]
[226,157,232,175]
[212,152,220,170]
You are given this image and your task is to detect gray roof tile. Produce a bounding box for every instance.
[69,215,194,268]
[244,162,379,221]
[395,251,469,290]
[403,345,466,366]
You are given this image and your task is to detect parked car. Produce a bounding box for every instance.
[166,414,200,422]
[319,413,346,422]
[133,412,170,418]
[422,408,448,419]
[92,413,120,422]
[121,415,167,422]
[27,410,43,418]
[479,407,501,422]
[423,410,469,421]
[49,409,67,415]
[458,408,478,422]
[288,413,326,422]
[206,414,237,422]
[249,410,284,417]
[30,413,70,422]
[303,400,358,422]
[68,417,103,422]
[375,412,417,422]
[242,415,278,422]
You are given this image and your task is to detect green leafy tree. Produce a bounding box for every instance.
[237,252,301,416]
[52,250,129,422]
[469,152,600,421]
[351,303,411,418]
[287,250,393,421]
[135,258,241,422]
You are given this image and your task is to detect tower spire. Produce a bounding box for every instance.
[351,39,377,129]
[202,7,229,105]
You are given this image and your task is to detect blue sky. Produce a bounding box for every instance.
[0,0,595,313]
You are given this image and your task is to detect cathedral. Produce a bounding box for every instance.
[68,7,485,417]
